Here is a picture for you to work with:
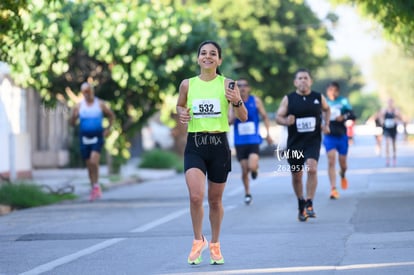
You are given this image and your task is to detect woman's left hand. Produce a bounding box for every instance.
[225,81,242,104]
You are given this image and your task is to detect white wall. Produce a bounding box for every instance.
[0,62,32,178]
[0,98,10,175]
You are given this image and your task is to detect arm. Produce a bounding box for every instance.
[176,79,191,124]
[70,104,80,127]
[101,101,115,137]
[255,96,273,144]
[225,79,248,122]
[321,95,331,134]
[378,109,385,125]
[275,96,295,126]
[395,109,404,122]
[228,105,236,125]
[337,98,355,121]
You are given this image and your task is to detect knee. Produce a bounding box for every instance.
[291,172,302,185]
[89,158,99,167]
[307,166,317,176]
[208,196,223,210]
[327,156,336,167]
[88,153,100,166]
[306,162,318,174]
[189,192,204,206]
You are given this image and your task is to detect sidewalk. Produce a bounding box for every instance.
[30,157,177,197]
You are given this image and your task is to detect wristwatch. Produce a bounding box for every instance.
[232,100,243,107]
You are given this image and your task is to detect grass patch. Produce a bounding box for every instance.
[0,182,77,209]
[139,149,184,173]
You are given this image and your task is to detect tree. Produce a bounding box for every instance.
[0,0,59,63]
[312,57,376,123]
[348,92,381,123]
[371,45,414,120]
[332,0,414,49]
[7,0,224,164]
[1,0,29,63]
[312,57,364,98]
[182,0,333,102]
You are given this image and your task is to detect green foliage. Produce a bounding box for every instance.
[0,183,77,209]
[348,92,381,123]
[139,149,183,172]
[5,0,335,167]
[206,0,333,99]
[0,0,29,63]
[313,57,364,97]
[371,45,414,120]
[6,0,221,165]
[332,0,414,49]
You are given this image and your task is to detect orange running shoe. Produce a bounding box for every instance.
[305,199,316,218]
[187,236,208,265]
[339,170,348,190]
[209,242,224,265]
[341,177,348,190]
[330,188,340,200]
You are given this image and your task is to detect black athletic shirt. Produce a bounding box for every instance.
[287,91,322,148]
[383,110,397,131]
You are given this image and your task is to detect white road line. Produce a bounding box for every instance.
[24,162,406,275]
[19,238,125,275]
[19,176,255,274]
[19,208,190,275]
[163,261,414,274]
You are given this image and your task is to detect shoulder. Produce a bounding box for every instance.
[287,91,296,98]
[97,98,109,109]
[339,96,349,102]
[311,91,322,97]
[282,94,290,105]
[180,78,190,86]
[73,101,81,112]
[253,95,263,105]
[179,79,190,91]
[95,97,103,104]
[77,99,85,108]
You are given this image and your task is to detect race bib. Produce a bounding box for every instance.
[238,121,256,135]
[330,106,341,121]
[192,99,221,118]
[82,136,98,145]
[296,117,316,133]
[384,118,396,128]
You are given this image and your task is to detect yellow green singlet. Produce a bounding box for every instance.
[187,75,230,133]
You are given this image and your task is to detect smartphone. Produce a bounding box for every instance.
[228,82,235,89]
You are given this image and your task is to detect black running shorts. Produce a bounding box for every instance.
[79,132,104,160]
[286,140,321,167]
[235,144,260,161]
[184,132,231,183]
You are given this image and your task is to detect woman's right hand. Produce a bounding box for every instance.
[178,107,191,124]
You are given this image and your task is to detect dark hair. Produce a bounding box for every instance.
[294,68,312,80]
[327,81,340,90]
[197,40,222,75]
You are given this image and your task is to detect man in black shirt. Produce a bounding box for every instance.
[275,68,330,222]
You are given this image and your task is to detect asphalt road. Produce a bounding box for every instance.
[1,134,414,275]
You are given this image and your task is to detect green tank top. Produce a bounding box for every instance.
[187,75,230,133]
